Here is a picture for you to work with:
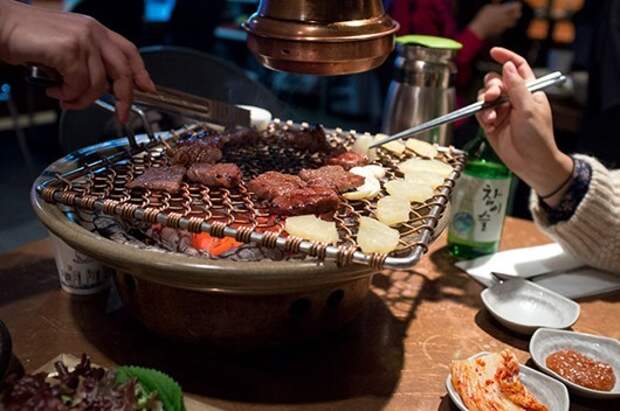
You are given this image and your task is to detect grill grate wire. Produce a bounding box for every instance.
[37,121,466,269]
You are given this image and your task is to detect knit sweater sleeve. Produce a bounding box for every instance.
[530,155,620,274]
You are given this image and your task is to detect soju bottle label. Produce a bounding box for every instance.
[449,174,510,243]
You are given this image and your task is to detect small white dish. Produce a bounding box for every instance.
[481,279,580,335]
[530,328,620,399]
[446,352,569,411]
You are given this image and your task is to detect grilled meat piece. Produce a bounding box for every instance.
[220,127,260,147]
[171,139,223,165]
[171,127,259,165]
[247,171,307,201]
[271,187,340,216]
[275,124,331,153]
[327,151,369,170]
[127,165,186,193]
[299,165,365,193]
[186,162,242,188]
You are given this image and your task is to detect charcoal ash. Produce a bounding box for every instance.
[65,208,310,262]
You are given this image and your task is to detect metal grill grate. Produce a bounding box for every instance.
[37,121,466,269]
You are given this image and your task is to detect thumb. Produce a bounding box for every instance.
[503,61,532,112]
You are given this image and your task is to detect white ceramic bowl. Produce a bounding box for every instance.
[530,328,620,399]
[446,352,569,411]
[481,279,580,335]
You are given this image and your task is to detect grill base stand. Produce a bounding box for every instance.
[114,270,373,350]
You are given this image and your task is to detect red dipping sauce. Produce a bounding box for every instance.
[546,349,616,391]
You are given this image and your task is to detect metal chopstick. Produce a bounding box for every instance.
[370,71,567,148]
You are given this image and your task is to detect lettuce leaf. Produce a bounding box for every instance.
[116,366,185,411]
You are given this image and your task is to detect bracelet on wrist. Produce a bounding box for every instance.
[539,157,576,200]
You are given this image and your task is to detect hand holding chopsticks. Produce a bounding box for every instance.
[370,71,567,148]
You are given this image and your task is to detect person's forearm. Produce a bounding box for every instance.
[468,21,487,40]
[0,0,13,47]
[0,0,22,63]
[515,151,574,208]
[530,156,620,274]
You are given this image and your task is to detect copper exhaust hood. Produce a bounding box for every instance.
[243,0,399,76]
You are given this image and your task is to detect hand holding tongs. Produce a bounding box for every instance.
[25,64,251,128]
[371,71,567,148]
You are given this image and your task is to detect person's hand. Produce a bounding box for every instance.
[469,2,522,40]
[0,0,156,123]
[476,47,574,207]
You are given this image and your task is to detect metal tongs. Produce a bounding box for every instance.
[371,71,567,148]
[25,64,251,128]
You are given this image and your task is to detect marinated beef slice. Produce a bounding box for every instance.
[186,163,242,188]
[327,151,369,170]
[299,165,365,193]
[127,165,186,193]
[247,171,307,201]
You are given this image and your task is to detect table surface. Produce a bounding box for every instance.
[0,217,618,411]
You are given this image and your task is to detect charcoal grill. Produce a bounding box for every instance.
[32,121,464,348]
[36,120,465,270]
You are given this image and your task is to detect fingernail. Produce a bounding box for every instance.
[504,62,516,75]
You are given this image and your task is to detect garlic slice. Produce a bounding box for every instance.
[351,133,378,161]
[350,165,386,179]
[376,196,410,226]
[398,158,453,178]
[343,174,380,201]
[385,179,435,203]
[375,134,406,155]
[404,170,445,189]
[405,138,438,158]
[356,216,400,254]
[285,215,339,244]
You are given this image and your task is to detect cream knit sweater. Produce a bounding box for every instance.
[530,155,620,274]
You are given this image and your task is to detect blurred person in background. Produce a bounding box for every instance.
[477,47,620,274]
[0,0,155,122]
[572,0,620,168]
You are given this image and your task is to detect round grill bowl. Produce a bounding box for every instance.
[31,134,375,349]
[32,133,448,349]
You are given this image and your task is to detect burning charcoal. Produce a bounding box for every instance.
[178,234,200,257]
[127,165,186,193]
[247,171,307,201]
[186,163,243,188]
[271,187,340,216]
[159,227,182,251]
[299,165,364,193]
[327,151,369,170]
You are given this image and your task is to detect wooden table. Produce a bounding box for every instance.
[0,217,618,411]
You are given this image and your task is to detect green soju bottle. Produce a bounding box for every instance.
[448,128,511,259]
